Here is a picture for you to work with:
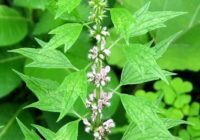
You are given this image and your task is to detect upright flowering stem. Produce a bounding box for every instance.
[83,0,115,140]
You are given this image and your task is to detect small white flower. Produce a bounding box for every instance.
[83,118,92,133]
[103,119,115,133]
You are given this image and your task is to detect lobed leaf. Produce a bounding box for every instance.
[55,120,79,140]
[32,124,56,140]
[120,44,174,85]
[131,10,186,37]
[122,122,176,140]
[46,23,83,52]
[10,48,76,70]
[56,0,82,18]
[110,8,135,44]
[16,118,40,140]
[14,71,63,112]
[120,94,173,139]
[57,70,88,121]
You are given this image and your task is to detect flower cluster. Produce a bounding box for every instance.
[88,26,110,63]
[83,0,115,139]
[88,0,107,23]
[86,90,112,121]
[83,118,115,140]
[87,65,111,87]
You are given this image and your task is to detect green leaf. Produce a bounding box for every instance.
[155,0,200,41]
[0,103,34,140]
[189,102,200,116]
[130,10,185,37]
[179,129,190,140]
[0,5,28,46]
[153,32,182,59]
[14,71,62,112]
[10,48,76,70]
[32,124,56,140]
[55,120,79,140]
[158,25,200,71]
[15,70,87,120]
[122,121,174,140]
[120,44,173,85]
[0,48,24,98]
[57,70,88,121]
[162,118,189,129]
[164,107,184,120]
[16,118,40,140]
[46,23,83,52]
[33,11,64,35]
[120,61,173,85]
[110,8,135,43]
[120,94,171,136]
[13,0,48,9]
[56,0,82,18]
[174,95,191,109]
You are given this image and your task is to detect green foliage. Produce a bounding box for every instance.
[16,118,40,140]
[56,0,82,18]
[120,43,175,85]
[32,124,56,140]
[0,6,27,46]
[0,104,34,140]
[17,119,79,140]
[46,23,83,52]
[13,0,48,9]
[135,77,200,139]
[110,8,135,43]
[0,48,23,98]
[33,11,64,35]
[10,48,76,70]
[0,0,197,140]
[15,70,88,121]
[120,94,186,140]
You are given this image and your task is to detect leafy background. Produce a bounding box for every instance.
[0,0,199,140]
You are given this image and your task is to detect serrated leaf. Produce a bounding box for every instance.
[14,70,63,112]
[57,70,88,121]
[10,48,76,70]
[120,94,171,136]
[153,32,182,59]
[135,2,151,17]
[46,23,83,52]
[16,118,40,140]
[0,103,34,140]
[55,120,79,140]
[0,5,28,46]
[122,122,175,140]
[56,0,82,18]
[131,10,186,37]
[120,61,174,85]
[120,44,173,85]
[110,8,135,43]
[32,124,56,140]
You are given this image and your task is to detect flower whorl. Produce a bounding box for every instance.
[83,0,115,140]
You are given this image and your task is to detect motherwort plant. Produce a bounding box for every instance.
[9,0,187,140]
[83,0,115,139]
